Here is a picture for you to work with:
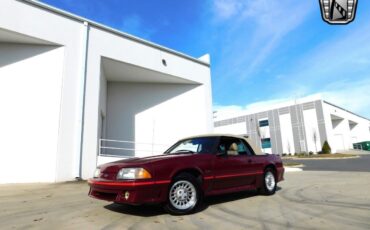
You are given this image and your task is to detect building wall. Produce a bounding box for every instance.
[215,99,370,155]
[323,102,370,153]
[267,110,282,154]
[303,109,321,153]
[81,26,213,179]
[0,0,86,182]
[213,122,247,135]
[279,113,295,154]
[105,82,209,156]
[0,0,213,183]
[0,44,64,183]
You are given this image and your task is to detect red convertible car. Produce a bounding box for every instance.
[88,134,284,214]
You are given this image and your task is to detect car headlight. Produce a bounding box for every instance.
[93,168,101,178]
[116,168,152,180]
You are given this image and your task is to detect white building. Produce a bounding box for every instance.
[214,96,370,154]
[0,0,213,183]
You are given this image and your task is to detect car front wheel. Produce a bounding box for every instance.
[165,173,201,215]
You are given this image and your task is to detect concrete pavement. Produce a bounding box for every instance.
[0,171,370,229]
[284,155,370,172]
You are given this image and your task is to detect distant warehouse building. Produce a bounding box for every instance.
[0,0,213,183]
[214,96,370,154]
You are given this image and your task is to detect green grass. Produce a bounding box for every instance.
[292,153,357,158]
[283,162,302,167]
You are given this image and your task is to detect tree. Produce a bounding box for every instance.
[321,140,331,154]
[312,129,318,154]
[287,141,291,155]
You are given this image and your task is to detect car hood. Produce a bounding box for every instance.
[100,153,191,173]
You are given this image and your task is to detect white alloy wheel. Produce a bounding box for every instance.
[169,180,197,210]
[265,171,276,192]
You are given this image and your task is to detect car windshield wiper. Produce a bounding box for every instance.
[173,150,195,154]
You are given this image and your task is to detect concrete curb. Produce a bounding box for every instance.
[284,167,303,172]
[283,156,360,160]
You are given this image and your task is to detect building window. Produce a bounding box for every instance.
[259,119,269,127]
[261,138,271,149]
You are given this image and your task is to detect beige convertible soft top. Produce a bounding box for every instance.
[180,134,263,155]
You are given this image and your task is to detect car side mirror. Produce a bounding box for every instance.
[216,152,226,157]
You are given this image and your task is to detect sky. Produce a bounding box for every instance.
[41,0,370,119]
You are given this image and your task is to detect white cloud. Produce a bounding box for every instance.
[269,20,370,118]
[290,22,370,83]
[214,77,370,120]
[244,1,314,75]
[213,0,244,19]
[320,78,370,118]
[211,1,370,120]
[120,14,156,39]
[210,0,315,80]
[213,97,293,120]
[213,104,245,118]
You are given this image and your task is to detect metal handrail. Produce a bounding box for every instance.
[100,138,169,146]
[98,138,170,157]
[100,146,161,152]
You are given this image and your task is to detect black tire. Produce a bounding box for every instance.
[259,168,277,195]
[164,173,202,215]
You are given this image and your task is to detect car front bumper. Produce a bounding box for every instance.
[88,179,171,205]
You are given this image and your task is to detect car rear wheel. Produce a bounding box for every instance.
[165,173,201,215]
[259,168,277,195]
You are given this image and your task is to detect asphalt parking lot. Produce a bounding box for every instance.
[284,154,370,172]
[1,171,370,230]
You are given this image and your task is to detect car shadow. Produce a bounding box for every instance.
[198,186,282,212]
[104,203,165,217]
[104,186,282,217]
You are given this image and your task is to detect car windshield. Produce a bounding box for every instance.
[165,137,218,154]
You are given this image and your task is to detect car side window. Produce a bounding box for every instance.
[236,139,248,155]
[218,137,237,156]
[240,139,255,156]
[218,137,250,156]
